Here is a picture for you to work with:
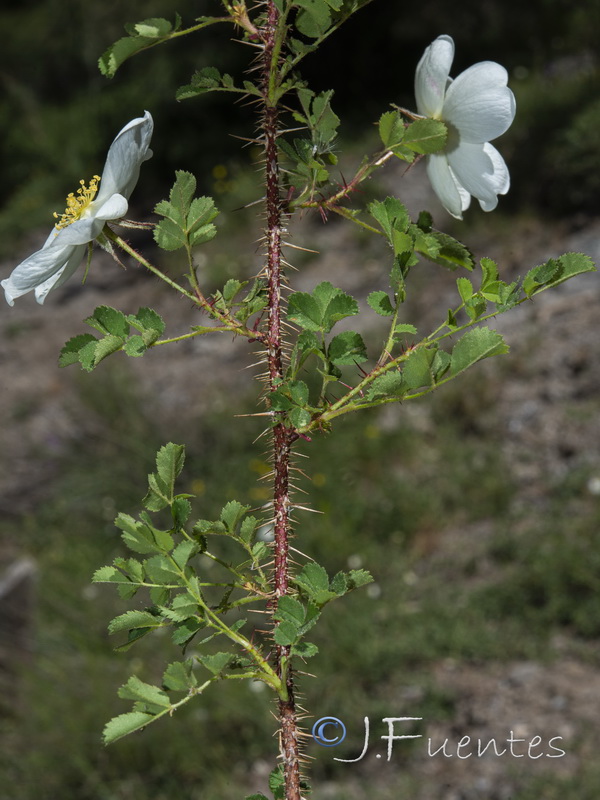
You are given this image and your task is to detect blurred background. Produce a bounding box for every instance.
[1,1,599,798]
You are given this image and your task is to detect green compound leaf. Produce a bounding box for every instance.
[103,711,154,744]
[464,293,488,321]
[379,111,406,149]
[172,618,203,647]
[85,305,130,337]
[118,675,171,710]
[123,336,146,357]
[60,306,166,370]
[119,557,144,582]
[92,334,125,365]
[287,282,358,334]
[176,66,258,101]
[523,252,596,297]
[59,334,97,368]
[116,513,174,555]
[128,18,174,38]
[239,515,258,545]
[99,16,182,78]
[295,88,340,149]
[347,568,374,588]
[188,197,220,246]
[293,563,338,606]
[79,307,129,366]
[395,323,418,335]
[402,118,447,154]
[456,277,474,303]
[286,293,322,331]
[223,278,245,303]
[108,609,164,636]
[275,596,306,628]
[159,591,199,623]
[414,228,475,271]
[450,328,509,378]
[480,256,499,287]
[289,407,312,429]
[144,554,181,584]
[269,765,286,800]
[310,91,340,146]
[366,370,406,401]
[274,596,321,645]
[143,443,185,511]
[172,498,192,531]
[92,565,123,583]
[295,0,332,37]
[269,389,293,412]
[327,331,368,365]
[494,281,521,311]
[291,641,319,658]
[77,342,98,371]
[367,290,395,316]
[369,197,410,241]
[93,563,141,599]
[162,660,197,692]
[269,380,313,429]
[156,443,185,490]
[274,620,300,646]
[295,562,328,590]
[197,652,234,675]
[289,380,309,406]
[220,500,251,534]
[154,172,218,251]
[171,540,198,570]
[402,346,438,389]
[432,350,451,381]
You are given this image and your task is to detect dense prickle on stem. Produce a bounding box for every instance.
[261,2,303,798]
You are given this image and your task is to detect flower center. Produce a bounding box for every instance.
[53,175,101,230]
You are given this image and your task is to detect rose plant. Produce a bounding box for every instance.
[3,4,595,800]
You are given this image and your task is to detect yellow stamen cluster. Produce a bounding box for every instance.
[53,175,101,230]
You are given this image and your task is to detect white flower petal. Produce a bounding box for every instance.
[415,35,454,119]
[425,153,470,220]
[34,244,88,303]
[483,142,510,196]
[49,217,103,246]
[443,62,516,143]
[453,172,472,214]
[92,193,129,222]
[447,141,510,211]
[95,111,154,203]
[1,242,81,305]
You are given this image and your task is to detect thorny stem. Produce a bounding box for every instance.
[261,4,303,799]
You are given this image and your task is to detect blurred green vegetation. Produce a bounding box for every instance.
[2,358,599,797]
[1,0,599,258]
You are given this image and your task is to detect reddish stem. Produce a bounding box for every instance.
[261,4,302,799]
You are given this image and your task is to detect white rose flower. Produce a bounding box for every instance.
[2,111,154,305]
[415,35,516,219]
